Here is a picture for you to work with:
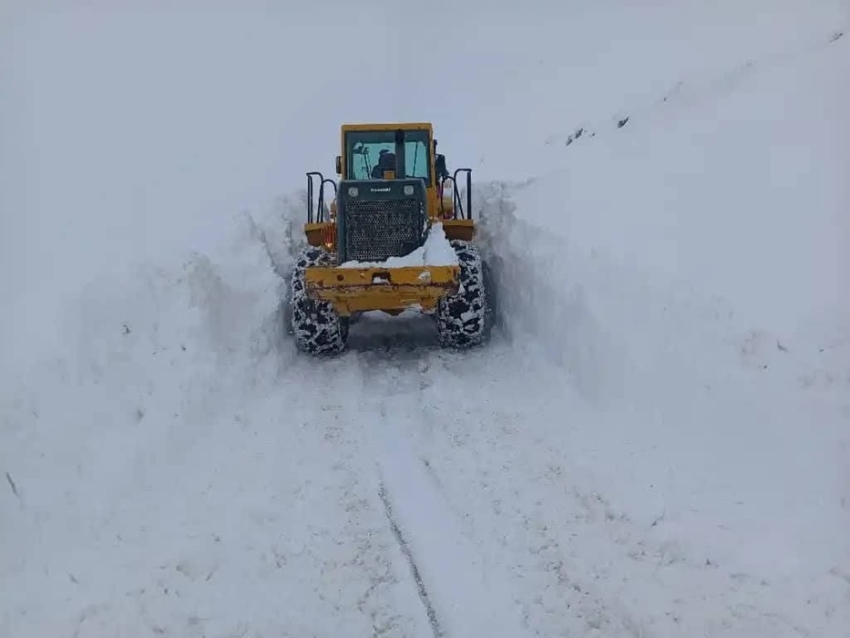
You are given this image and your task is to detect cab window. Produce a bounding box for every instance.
[345,130,431,183]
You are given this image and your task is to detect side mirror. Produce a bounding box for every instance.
[335,156,342,175]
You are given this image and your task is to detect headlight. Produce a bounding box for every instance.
[403,185,414,195]
[348,186,359,197]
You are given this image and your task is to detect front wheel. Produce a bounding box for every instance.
[435,240,492,349]
[289,246,349,355]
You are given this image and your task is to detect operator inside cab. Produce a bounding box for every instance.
[369,142,449,181]
[371,149,395,178]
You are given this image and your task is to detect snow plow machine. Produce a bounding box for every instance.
[288,122,492,355]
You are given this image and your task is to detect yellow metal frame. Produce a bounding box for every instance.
[302,122,473,315]
[305,264,460,315]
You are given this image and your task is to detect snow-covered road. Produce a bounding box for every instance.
[4,188,848,636]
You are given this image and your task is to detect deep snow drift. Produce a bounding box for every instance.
[3,3,849,637]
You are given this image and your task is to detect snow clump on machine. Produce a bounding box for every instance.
[338,223,459,268]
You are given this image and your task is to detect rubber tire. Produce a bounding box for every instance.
[289,245,349,355]
[436,240,491,349]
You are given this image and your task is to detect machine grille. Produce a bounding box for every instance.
[343,198,424,263]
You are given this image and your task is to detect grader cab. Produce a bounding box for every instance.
[288,122,491,355]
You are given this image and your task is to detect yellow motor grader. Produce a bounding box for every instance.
[288,122,491,355]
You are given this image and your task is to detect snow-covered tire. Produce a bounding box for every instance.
[436,240,492,349]
[289,245,349,355]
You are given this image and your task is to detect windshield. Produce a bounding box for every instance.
[345,130,432,183]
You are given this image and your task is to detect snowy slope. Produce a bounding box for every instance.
[3,2,849,637]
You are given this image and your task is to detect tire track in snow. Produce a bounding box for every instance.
[396,347,663,637]
[378,481,444,638]
[360,351,530,638]
[207,355,436,637]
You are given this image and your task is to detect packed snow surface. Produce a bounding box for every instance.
[2,2,849,637]
[339,222,459,269]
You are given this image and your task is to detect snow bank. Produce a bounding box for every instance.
[339,222,459,268]
[0,210,435,637]
[470,28,849,634]
[0,212,290,634]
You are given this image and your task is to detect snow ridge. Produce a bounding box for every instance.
[339,222,459,269]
